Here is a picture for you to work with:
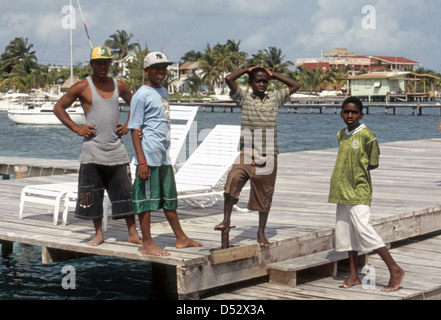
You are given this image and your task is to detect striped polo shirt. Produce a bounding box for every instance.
[231,87,291,156]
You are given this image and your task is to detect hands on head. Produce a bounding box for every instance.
[248,66,273,78]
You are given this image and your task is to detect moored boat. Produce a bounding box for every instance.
[0,93,31,111]
[7,103,85,125]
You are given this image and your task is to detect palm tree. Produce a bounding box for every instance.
[197,41,246,95]
[181,50,202,63]
[105,30,137,60]
[8,70,36,93]
[248,47,293,75]
[297,67,324,94]
[185,73,203,98]
[225,39,248,62]
[248,51,267,68]
[213,43,245,92]
[198,44,222,95]
[0,37,38,74]
[105,30,137,76]
[262,47,294,74]
[325,68,348,91]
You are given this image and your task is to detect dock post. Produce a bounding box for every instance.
[221,226,236,249]
[14,165,28,179]
[214,226,236,249]
[0,240,13,257]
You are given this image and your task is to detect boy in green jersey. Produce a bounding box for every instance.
[329,97,405,292]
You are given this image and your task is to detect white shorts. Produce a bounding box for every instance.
[335,204,385,253]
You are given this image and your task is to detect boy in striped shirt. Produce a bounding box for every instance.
[215,66,300,247]
[329,97,405,292]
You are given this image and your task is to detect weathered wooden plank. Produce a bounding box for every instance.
[209,244,259,265]
[2,138,441,299]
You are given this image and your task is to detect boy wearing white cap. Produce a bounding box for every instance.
[128,52,202,256]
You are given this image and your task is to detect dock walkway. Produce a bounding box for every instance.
[205,233,441,300]
[1,138,441,299]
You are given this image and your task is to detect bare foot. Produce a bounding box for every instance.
[214,221,230,231]
[128,235,143,245]
[88,234,104,246]
[338,276,361,289]
[382,268,405,292]
[140,243,170,256]
[176,237,203,249]
[257,233,270,247]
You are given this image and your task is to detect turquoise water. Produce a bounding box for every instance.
[0,105,440,300]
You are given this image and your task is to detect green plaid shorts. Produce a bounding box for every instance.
[131,165,178,213]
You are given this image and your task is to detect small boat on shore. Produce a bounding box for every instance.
[7,103,85,125]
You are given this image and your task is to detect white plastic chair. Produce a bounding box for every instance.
[19,182,78,226]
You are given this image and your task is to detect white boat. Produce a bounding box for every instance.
[7,104,85,125]
[0,93,31,111]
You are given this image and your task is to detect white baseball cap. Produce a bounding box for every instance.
[143,52,173,69]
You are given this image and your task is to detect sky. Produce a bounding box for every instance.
[1,0,440,72]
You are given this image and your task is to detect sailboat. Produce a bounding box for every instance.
[8,0,85,125]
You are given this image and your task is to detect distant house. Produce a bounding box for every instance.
[296,48,421,75]
[362,56,421,72]
[348,72,438,102]
[179,61,200,79]
[115,52,136,77]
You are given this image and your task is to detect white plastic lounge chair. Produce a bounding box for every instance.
[176,124,241,208]
[100,124,241,216]
[18,105,198,227]
[168,105,199,166]
[19,182,78,226]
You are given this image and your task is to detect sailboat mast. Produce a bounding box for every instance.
[70,0,73,86]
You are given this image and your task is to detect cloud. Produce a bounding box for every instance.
[0,0,440,71]
[292,0,440,69]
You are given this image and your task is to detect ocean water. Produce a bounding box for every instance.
[0,104,440,300]
[2,105,440,160]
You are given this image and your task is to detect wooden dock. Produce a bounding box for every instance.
[1,138,441,300]
[171,101,441,116]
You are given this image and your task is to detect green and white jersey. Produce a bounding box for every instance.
[328,124,380,206]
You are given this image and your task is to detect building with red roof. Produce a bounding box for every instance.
[296,48,421,74]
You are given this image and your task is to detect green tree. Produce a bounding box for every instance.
[225,39,247,61]
[125,43,150,91]
[105,30,137,76]
[8,69,36,93]
[297,66,324,94]
[248,46,293,75]
[0,37,38,74]
[105,30,137,60]
[185,73,203,98]
[180,50,203,63]
[213,41,246,92]
[198,40,246,95]
[198,44,222,95]
[324,68,348,91]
